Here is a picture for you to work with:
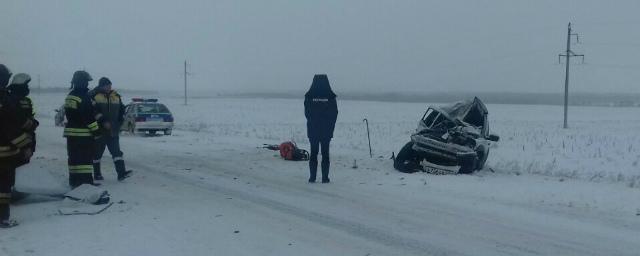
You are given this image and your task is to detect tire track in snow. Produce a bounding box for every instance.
[35,131,636,256]
[128,161,460,256]
[129,148,636,256]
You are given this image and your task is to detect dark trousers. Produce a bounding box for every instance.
[0,165,15,220]
[93,135,125,176]
[67,137,95,188]
[309,138,331,181]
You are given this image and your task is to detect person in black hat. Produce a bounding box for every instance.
[90,77,131,181]
[64,70,101,188]
[7,73,39,163]
[0,64,33,228]
[304,74,338,183]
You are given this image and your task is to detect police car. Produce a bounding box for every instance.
[121,98,174,135]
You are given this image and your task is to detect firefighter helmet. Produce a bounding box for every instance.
[71,70,93,84]
[0,64,11,87]
[10,73,31,85]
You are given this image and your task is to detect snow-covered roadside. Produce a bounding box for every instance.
[163,96,640,188]
[1,93,638,256]
[31,93,640,188]
[8,122,401,256]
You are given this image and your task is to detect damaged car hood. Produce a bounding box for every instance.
[434,97,487,127]
[417,97,488,135]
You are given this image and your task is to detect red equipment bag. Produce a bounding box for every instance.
[279,141,309,161]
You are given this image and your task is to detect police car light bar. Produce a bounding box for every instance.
[131,98,158,102]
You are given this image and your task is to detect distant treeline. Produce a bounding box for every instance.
[223,91,640,107]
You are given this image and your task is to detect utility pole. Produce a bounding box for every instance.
[558,22,584,129]
[183,60,190,105]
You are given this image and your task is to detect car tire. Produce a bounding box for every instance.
[149,130,157,135]
[164,129,172,136]
[457,153,477,174]
[475,147,489,170]
[394,142,422,173]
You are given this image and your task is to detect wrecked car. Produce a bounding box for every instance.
[394,97,499,174]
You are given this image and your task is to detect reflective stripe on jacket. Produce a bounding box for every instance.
[0,90,32,161]
[91,89,125,137]
[64,89,99,138]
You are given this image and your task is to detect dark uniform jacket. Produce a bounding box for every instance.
[0,89,32,166]
[304,75,338,140]
[7,83,38,136]
[17,97,35,117]
[64,88,100,138]
[91,89,125,137]
[10,95,38,165]
[13,96,38,152]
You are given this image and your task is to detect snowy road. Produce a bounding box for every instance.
[128,149,639,256]
[2,95,639,256]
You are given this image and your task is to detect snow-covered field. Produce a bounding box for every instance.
[169,95,640,188]
[2,92,639,256]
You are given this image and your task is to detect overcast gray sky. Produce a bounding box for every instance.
[1,0,640,94]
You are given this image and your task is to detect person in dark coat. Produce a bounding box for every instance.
[7,73,39,163]
[0,64,33,228]
[64,71,101,188]
[304,74,338,183]
[90,77,131,181]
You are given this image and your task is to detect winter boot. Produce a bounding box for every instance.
[93,161,103,181]
[0,219,18,228]
[115,160,132,181]
[308,160,318,183]
[321,160,330,183]
[0,203,9,224]
[117,170,133,181]
[69,174,94,189]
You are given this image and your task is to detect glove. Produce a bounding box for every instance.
[22,147,33,160]
[91,129,103,140]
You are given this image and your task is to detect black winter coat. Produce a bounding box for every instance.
[63,88,100,138]
[91,89,125,137]
[0,89,32,166]
[304,75,338,140]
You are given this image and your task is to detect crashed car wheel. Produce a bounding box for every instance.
[394,142,422,173]
[475,147,489,171]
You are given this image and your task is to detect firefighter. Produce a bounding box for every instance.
[0,64,33,228]
[91,77,131,181]
[64,70,101,188]
[7,73,39,164]
[304,74,338,183]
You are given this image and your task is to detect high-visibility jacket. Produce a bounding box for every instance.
[13,96,38,134]
[91,89,125,137]
[9,95,39,165]
[0,89,31,162]
[18,96,35,115]
[63,88,100,138]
